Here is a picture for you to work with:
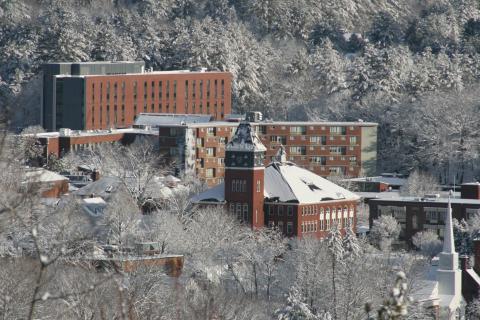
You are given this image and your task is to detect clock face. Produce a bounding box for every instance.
[226,151,265,167]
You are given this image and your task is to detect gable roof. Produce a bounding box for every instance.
[192,161,360,205]
[264,162,360,204]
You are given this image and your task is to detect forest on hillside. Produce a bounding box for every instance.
[2,0,480,182]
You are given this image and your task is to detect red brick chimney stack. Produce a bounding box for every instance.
[460,255,470,271]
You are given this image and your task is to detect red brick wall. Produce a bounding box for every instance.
[84,72,232,130]
[40,179,69,198]
[58,133,125,155]
[159,123,374,186]
[265,200,357,239]
[225,168,265,229]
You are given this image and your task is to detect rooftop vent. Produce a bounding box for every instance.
[245,111,263,123]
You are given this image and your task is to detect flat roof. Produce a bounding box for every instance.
[32,128,158,138]
[43,61,144,65]
[155,121,378,128]
[255,121,378,127]
[345,176,406,186]
[56,70,231,78]
[369,197,480,205]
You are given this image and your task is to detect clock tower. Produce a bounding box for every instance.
[225,121,266,229]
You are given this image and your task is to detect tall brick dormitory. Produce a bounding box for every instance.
[41,61,231,131]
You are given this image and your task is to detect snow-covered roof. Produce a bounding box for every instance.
[24,168,69,183]
[192,160,360,205]
[356,191,401,200]
[190,183,225,203]
[345,176,406,186]
[226,121,266,152]
[134,113,212,127]
[369,197,480,205]
[264,162,360,204]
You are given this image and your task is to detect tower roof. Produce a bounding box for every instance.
[226,121,266,152]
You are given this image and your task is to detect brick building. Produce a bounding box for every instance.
[24,167,69,198]
[42,62,232,131]
[34,127,158,158]
[154,114,377,186]
[192,121,360,238]
[368,183,480,244]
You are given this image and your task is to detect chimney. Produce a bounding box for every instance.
[91,169,100,181]
[460,182,480,199]
[460,255,470,271]
[474,239,480,275]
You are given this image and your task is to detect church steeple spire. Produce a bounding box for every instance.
[443,192,455,254]
[436,190,462,318]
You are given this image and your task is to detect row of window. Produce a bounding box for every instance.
[93,79,226,102]
[231,179,247,192]
[269,135,358,145]
[270,145,357,153]
[301,205,355,217]
[302,216,354,233]
[91,104,126,127]
[289,146,350,156]
[258,125,359,133]
[196,136,228,147]
[268,221,294,235]
[229,203,249,222]
[267,205,295,217]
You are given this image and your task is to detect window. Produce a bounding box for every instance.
[310,156,326,165]
[329,167,345,175]
[206,127,215,136]
[256,180,261,192]
[218,158,224,165]
[270,135,287,144]
[287,206,293,216]
[424,207,446,223]
[236,203,242,220]
[378,205,407,222]
[330,126,346,135]
[278,206,284,216]
[349,156,357,163]
[350,136,357,145]
[231,179,246,192]
[330,146,346,155]
[320,219,325,230]
[243,204,248,221]
[290,146,306,155]
[206,168,215,178]
[205,147,215,156]
[287,222,293,235]
[310,136,327,145]
[290,126,306,135]
[269,205,274,217]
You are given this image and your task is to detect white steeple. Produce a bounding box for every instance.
[436,191,463,319]
[442,192,455,254]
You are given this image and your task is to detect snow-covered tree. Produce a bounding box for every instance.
[400,170,440,197]
[275,287,320,320]
[370,216,401,251]
[412,231,443,258]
